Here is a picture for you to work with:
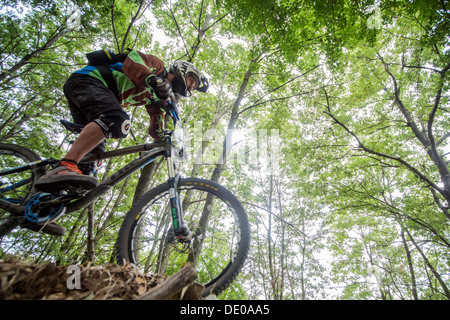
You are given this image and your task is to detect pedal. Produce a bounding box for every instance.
[42,184,89,196]
[63,185,89,195]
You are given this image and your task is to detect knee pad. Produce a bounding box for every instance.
[94,110,131,139]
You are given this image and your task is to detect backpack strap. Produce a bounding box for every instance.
[96,65,119,101]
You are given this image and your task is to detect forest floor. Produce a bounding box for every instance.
[0,257,166,300]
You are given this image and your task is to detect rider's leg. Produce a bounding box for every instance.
[26,74,123,234]
[35,109,132,192]
[35,121,105,192]
[28,122,106,235]
[64,122,105,164]
[35,73,128,192]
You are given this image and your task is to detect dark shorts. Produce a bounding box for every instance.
[63,74,130,141]
[63,73,123,126]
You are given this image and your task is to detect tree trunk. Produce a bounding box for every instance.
[84,203,95,262]
[405,226,450,299]
[186,62,254,266]
[400,228,419,300]
[136,263,198,300]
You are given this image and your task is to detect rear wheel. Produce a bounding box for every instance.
[116,177,250,297]
[0,143,45,238]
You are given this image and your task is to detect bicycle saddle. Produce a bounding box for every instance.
[60,119,85,134]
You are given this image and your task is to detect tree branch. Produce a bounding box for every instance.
[376,53,450,204]
[239,64,321,115]
[120,0,151,52]
[0,25,71,83]
[165,0,191,61]
[322,89,447,201]
[111,0,120,52]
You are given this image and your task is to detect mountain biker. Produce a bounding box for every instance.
[28,50,208,235]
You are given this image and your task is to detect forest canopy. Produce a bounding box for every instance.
[0,0,449,300]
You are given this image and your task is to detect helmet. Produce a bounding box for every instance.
[168,60,209,97]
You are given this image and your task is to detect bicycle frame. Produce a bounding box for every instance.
[0,134,188,237]
[64,139,170,214]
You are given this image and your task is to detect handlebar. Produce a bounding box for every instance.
[153,78,180,122]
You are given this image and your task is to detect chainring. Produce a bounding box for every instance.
[24,192,66,223]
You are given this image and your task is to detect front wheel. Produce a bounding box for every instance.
[116,177,250,297]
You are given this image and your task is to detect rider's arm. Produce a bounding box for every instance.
[122,50,170,101]
[122,51,166,88]
[146,104,166,141]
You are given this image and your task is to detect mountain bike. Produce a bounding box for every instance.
[0,103,250,297]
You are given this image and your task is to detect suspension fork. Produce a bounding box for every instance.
[166,156,191,241]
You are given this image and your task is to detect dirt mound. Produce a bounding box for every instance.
[0,257,164,300]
